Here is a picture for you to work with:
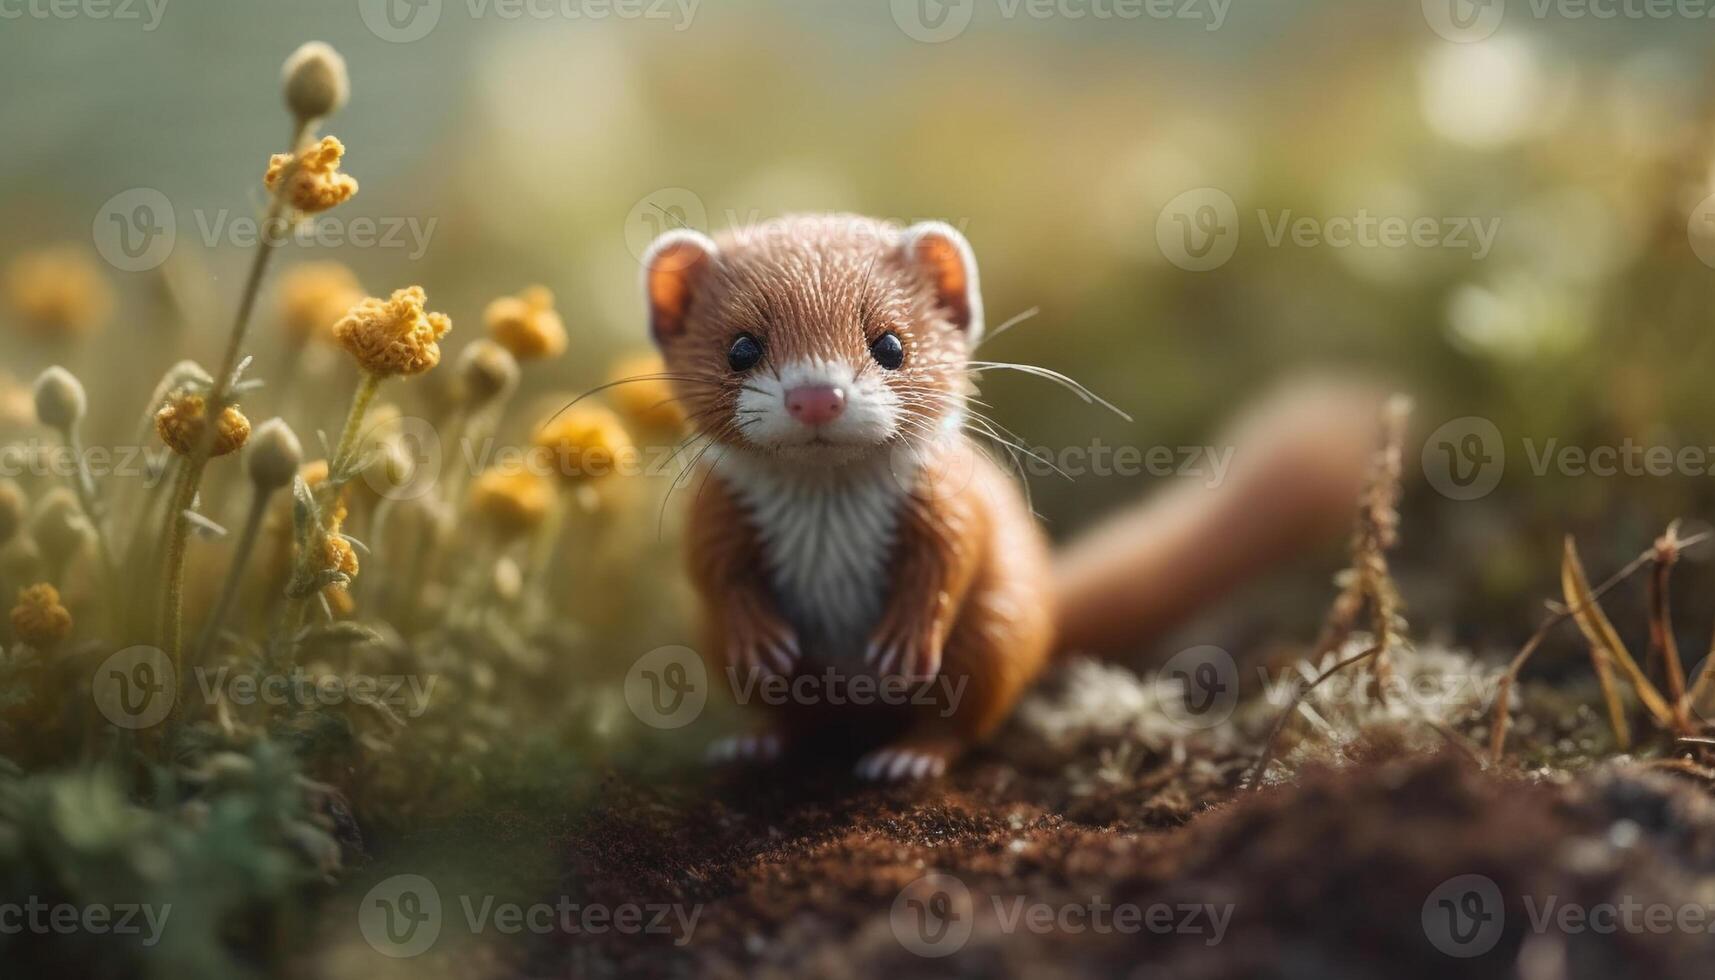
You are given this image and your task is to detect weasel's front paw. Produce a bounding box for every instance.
[865,625,942,682]
[705,731,785,766]
[855,743,953,782]
[726,617,800,679]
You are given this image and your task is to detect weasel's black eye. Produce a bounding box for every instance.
[727,333,763,372]
[869,332,904,370]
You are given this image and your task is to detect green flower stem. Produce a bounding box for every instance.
[63,425,120,623]
[524,486,570,594]
[157,119,312,684]
[193,486,270,665]
[209,119,311,416]
[270,369,382,654]
[399,405,467,630]
[157,452,207,673]
[329,372,382,481]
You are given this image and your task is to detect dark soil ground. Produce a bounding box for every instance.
[501,726,1715,978]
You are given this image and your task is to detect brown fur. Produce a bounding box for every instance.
[647,213,1380,778]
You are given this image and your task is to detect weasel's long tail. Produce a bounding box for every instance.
[1052,378,1385,659]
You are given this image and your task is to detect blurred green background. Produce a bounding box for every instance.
[4,0,1715,642]
[8,4,1715,977]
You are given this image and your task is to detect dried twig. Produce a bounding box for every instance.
[1247,397,1412,787]
[1488,529,1709,763]
[1648,523,1690,726]
[1248,644,1382,789]
[1299,397,1411,699]
[1564,537,1676,729]
[1564,538,1637,749]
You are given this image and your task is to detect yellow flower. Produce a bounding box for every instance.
[155,393,251,457]
[322,501,359,581]
[264,135,358,214]
[300,459,331,488]
[484,286,566,361]
[469,468,553,538]
[10,583,71,649]
[0,372,36,428]
[261,459,334,582]
[604,352,685,432]
[3,246,113,338]
[318,501,358,610]
[532,404,633,483]
[278,262,364,345]
[332,286,451,377]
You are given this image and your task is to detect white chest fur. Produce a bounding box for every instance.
[717,454,906,658]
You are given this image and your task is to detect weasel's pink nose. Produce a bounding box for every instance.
[784,384,846,427]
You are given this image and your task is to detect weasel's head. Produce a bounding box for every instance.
[642,213,983,467]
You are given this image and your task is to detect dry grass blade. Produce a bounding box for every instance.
[1489,530,1709,763]
[1562,537,1633,750]
[1647,524,1690,727]
[1248,395,1411,786]
[1690,650,1715,722]
[1248,643,1383,789]
[1562,536,1675,730]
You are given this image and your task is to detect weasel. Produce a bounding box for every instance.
[643,213,1380,781]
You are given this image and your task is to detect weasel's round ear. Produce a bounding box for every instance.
[641,229,718,344]
[902,222,984,345]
